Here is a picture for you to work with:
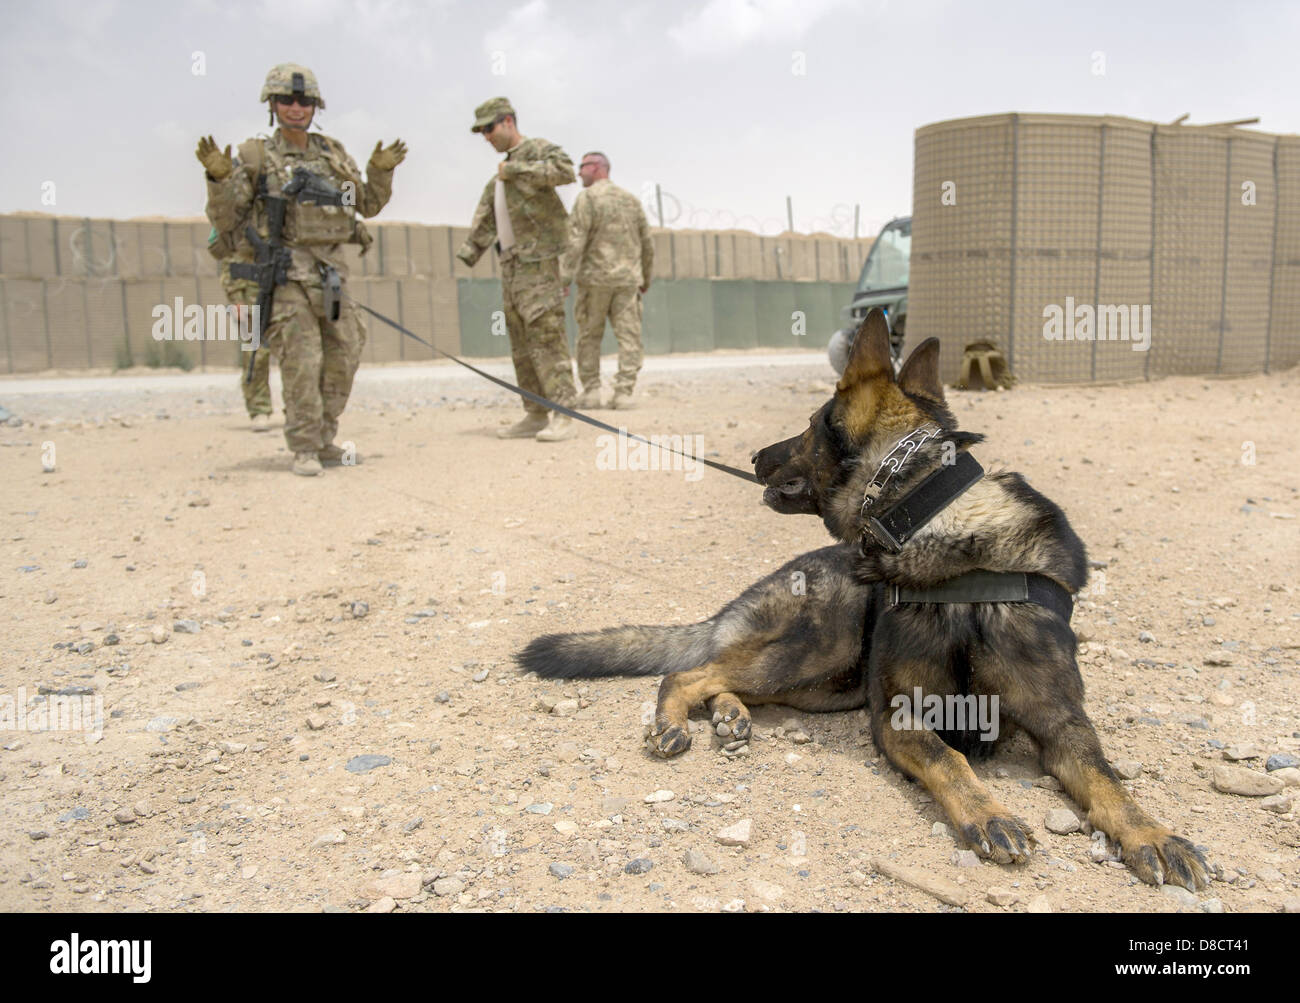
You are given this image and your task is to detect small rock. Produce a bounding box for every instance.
[931,822,951,838]
[548,862,574,879]
[149,625,168,644]
[1266,753,1299,772]
[113,808,136,825]
[553,820,578,835]
[715,819,752,847]
[683,849,719,875]
[365,896,396,914]
[345,754,391,773]
[350,601,369,618]
[788,730,812,744]
[1212,765,1284,797]
[172,619,201,634]
[1161,884,1198,908]
[952,849,980,867]
[1113,760,1142,780]
[986,887,1018,907]
[601,797,630,815]
[1223,744,1262,761]
[1200,898,1224,914]
[1259,795,1292,814]
[28,830,49,841]
[432,877,464,897]
[1045,809,1081,835]
[58,807,89,823]
[551,698,579,717]
[241,865,259,880]
[644,789,675,804]
[306,714,326,731]
[1026,894,1052,913]
[524,802,553,815]
[218,741,247,755]
[1271,767,1300,788]
[312,829,346,849]
[1034,776,1062,791]
[624,858,654,875]
[403,817,424,833]
[1138,631,1156,643]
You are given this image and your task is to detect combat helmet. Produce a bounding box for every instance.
[259,63,325,109]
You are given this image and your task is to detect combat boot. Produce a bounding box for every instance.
[535,412,576,442]
[292,452,323,476]
[250,413,271,432]
[576,385,602,409]
[497,413,550,439]
[612,392,638,410]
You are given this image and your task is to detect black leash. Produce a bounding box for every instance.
[347,295,759,484]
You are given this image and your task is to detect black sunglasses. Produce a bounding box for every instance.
[483,115,507,135]
[274,94,317,107]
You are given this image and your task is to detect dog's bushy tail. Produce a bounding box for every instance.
[517,622,718,679]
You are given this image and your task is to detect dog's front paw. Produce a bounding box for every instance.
[959,814,1035,865]
[1120,829,1210,891]
[645,720,691,758]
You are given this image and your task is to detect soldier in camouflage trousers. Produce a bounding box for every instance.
[456,97,579,442]
[197,63,406,475]
[559,152,654,409]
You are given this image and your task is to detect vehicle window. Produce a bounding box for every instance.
[857,220,911,294]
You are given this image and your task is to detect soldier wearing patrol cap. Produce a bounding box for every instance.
[457,98,579,442]
[197,63,408,475]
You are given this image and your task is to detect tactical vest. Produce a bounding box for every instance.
[238,136,372,251]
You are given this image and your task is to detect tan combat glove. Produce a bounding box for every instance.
[369,139,408,172]
[195,136,233,180]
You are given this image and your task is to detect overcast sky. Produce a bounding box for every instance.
[2,0,1296,237]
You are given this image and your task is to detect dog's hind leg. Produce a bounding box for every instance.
[869,699,1035,865]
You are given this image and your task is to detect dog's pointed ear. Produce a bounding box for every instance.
[897,337,944,400]
[838,308,893,389]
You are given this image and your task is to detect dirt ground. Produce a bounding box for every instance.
[1,354,1297,914]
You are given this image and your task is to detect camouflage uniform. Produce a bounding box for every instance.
[219,244,272,419]
[203,66,397,458]
[456,106,577,417]
[559,179,654,398]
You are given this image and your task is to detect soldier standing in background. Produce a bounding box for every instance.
[214,232,274,432]
[197,63,406,475]
[456,98,579,442]
[560,152,653,409]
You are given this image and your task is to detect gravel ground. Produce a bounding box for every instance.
[1,354,1297,913]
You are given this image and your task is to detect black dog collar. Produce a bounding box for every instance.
[864,450,985,553]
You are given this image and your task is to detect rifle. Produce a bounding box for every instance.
[228,195,290,382]
[282,167,346,206]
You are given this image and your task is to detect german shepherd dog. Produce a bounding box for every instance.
[518,310,1207,890]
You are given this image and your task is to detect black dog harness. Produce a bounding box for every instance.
[862,426,1074,622]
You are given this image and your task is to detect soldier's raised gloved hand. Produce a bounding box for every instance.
[369,139,408,172]
[196,136,233,180]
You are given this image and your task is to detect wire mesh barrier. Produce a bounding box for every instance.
[909,113,1300,384]
[0,216,874,372]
